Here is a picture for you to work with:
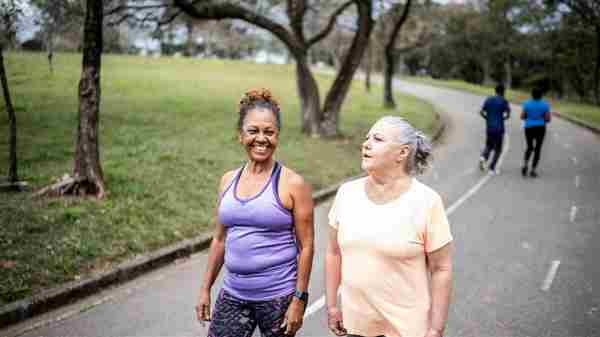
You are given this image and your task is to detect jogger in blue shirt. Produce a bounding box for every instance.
[479,84,511,174]
[521,87,551,178]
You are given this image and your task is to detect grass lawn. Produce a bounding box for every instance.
[403,76,600,129]
[0,52,438,305]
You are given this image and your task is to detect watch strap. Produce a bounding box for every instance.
[293,289,309,303]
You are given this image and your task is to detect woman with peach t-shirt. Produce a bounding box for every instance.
[325,116,453,337]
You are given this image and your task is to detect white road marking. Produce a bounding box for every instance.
[572,157,578,165]
[447,134,510,214]
[575,175,580,188]
[305,133,511,318]
[541,260,561,291]
[570,205,578,223]
[304,293,327,317]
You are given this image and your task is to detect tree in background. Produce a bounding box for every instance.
[31,0,85,73]
[109,0,373,137]
[70,0,106,198]
[0,42,19,190]
[0,0,23,48]
[551,0,600,104]
[381,0,412,108]
[35,0,108,198]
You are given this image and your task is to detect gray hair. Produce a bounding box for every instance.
[372,116,433,175]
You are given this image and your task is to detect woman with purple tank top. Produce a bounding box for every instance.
[195,88,315,337]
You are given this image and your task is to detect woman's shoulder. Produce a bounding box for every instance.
[278,164,313,198]
[218,169,239,193]
[335,176,367,196]
[279,164,306,186]
[412,179,443,203]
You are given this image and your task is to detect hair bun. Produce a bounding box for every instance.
[240,88,279,111]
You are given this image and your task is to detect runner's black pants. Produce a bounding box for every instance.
[524,125,546,170]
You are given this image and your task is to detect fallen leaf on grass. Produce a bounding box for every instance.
[0,260,17,268]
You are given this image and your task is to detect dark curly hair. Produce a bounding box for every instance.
[238,88,282,131]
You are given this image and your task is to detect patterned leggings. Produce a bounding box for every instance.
[207,289,292,337]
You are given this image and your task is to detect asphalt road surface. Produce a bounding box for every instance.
[4,81,599,337]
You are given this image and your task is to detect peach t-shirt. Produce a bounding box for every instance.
[328,177,453,337]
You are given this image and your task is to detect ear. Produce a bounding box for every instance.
[396,144,411,163]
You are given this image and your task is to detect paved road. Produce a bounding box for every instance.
[3,81,599,337]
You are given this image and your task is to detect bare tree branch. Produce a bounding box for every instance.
[287,0,308,43]
[307,0,353,46]
[385,0,412,51]
[105,2,170,17]
[172,0,302,53]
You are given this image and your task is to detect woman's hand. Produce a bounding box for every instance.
[195,289,211,326]
[327,307,346,336]
[280,297,305,335]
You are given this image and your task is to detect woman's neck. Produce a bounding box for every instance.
[365,170,413,204]
[245,159,274,175]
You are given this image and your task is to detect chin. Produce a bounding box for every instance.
[249,153,273,162]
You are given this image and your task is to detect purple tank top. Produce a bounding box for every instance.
[218,162,297,300]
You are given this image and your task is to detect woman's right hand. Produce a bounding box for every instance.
[195,289,211,325]
[327,307,347,336]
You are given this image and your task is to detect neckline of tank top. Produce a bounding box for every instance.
[233,162,279,204]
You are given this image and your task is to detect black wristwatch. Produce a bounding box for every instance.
[293,289,309,303]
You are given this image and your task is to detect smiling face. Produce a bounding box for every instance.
[361,123,411,174]
[239,108,279,163]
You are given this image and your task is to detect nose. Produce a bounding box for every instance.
[255,132,268,142]
[362,138,371,150]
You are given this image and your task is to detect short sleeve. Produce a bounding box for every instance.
[328,187,342,230]
[482,98,489,111]
[425,193,453,253]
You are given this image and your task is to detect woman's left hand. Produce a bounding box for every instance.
[280,298,305,336]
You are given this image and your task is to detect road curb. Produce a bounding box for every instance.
[0,98,449,331]
[0,180,354,328]
[552,111,600,135]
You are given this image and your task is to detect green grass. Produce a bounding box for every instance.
[403,76,600,129]
[0,52,438,305]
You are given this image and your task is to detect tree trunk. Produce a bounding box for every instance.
[72,0,105,198]
[482,58,493,85]
[382,0,412,109]
[320,0,373,137]
[47,30,54,74]
[504,57,512,89]
[594,25,600,105]
[365,39,372,92]
[383,48,396,108]
[186,19,194,57]
[0,45,18,185]
[296,53,321,136]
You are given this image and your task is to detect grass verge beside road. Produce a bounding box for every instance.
[403,76,600,129]
[0,52,438,305]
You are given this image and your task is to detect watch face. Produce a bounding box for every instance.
[294,290,308,302]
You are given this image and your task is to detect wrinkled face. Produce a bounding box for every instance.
[239,108,279,162]
[361,123,411,172]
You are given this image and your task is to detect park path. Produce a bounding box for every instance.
[3,80,599,337]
